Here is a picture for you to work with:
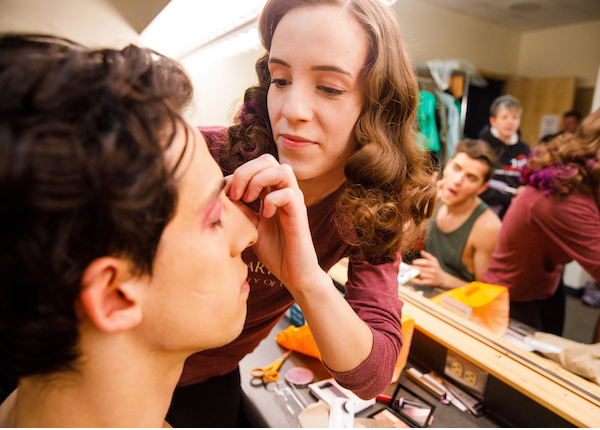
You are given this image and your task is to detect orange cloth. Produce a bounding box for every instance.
[275,313,415,384]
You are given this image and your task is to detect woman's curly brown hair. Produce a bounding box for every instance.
[217,0,436,263]
[524,107,600,199]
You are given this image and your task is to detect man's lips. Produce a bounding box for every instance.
[241,280,250,294]
[445,188,457,197]
[240,268,250,294]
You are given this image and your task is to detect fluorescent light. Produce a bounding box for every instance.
[183,26,261,67]
[141,0,267,58]
[141,0,398,61]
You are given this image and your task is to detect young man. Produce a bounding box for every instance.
[411,139,502,290]
[540,110,582,143]
[477,95,531,219]
[0,34,313,427]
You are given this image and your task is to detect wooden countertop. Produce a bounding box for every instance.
[328,259,600,427]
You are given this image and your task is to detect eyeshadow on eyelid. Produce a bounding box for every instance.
[201,198,221,228]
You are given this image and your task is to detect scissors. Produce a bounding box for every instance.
[250,349,292,385]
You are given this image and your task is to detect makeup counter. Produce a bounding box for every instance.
[238,261,600,428]
[240,316,504,428]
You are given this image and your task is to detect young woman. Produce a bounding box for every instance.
[168,0,436,426]
[483,108,600,335]
[0,34,315,427]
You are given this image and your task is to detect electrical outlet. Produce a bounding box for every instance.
[449,360,463,378]
[443,351,488,397]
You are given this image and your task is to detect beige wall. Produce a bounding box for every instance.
[517,20,600,88]
[186,0,524,126]
[183,48,264,126]
[392,0,521,75]
[1,0,598,125]
[0,0,139,48]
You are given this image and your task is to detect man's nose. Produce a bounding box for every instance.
[226,198,258,256]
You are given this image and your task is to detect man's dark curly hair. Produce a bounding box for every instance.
[0,34,193,381]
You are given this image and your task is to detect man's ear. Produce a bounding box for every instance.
[477,182,490,195]
[79,257,144,333]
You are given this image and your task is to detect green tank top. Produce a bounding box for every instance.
[424,201,489,283]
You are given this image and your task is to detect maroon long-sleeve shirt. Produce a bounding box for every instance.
[177,127,404,399]
[483,186,600,301]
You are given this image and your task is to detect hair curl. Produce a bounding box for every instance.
[0,34,193,380]
[522,108,600,198]
[218,0,436,262]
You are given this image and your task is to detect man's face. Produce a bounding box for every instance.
[440,153,489,206]
[139,125,257,354]
[562,115,579,134]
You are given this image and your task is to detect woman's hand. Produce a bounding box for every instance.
[227,154,327,294]
[229,154,374,375]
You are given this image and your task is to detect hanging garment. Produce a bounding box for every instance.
[416,90,440,152]
[435,90,461,158]
[432,92,448,164]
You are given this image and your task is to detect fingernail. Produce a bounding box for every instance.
[229,185,236,200]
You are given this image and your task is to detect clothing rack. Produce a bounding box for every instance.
[414,62,471,136]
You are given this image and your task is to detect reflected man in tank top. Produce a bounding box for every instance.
[411,139,502,289]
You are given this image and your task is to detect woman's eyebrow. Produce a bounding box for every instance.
[311,65,351,76]
[269,57,351,76]
[269,57,290,68]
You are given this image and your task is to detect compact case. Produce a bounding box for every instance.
[369,383,436,428]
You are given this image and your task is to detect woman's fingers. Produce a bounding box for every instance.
[261,187,305,219]
[245,165,298,203]
[228,154,298,202]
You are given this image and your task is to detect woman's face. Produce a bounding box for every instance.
[267,5,368,190]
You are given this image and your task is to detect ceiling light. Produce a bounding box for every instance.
[141,0,267,58]
[141,0,398,61]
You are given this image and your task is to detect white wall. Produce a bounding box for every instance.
[0,0,139,48]
[392,0,521,75]
[517,20,600,88]
[183,48,264,126]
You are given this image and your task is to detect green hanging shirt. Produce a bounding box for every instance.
[416,90,440,152]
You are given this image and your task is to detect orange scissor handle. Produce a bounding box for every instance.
[262,368,280,382]
[250,359,283,379]
[250,368,265,378]
[249,350,292,382]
